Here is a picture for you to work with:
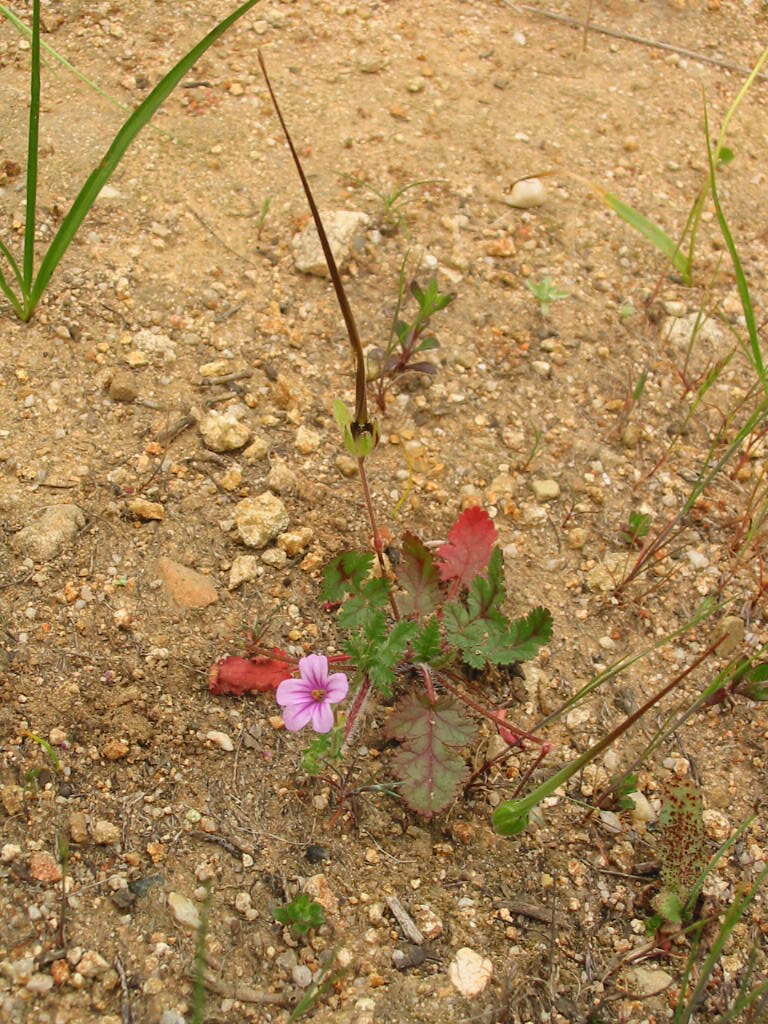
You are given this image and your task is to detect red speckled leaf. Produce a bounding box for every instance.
[437,506,497,588]
[398,532,441,617]
[209,651,293,696]
[386,694,476,816]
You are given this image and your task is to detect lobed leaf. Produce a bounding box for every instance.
[437,506,498,588]
[386,694,476,816]
[397,532,441,617]
[412,617,442,664]
[321,551,373,602]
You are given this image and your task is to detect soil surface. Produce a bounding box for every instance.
[1,1,767,1022]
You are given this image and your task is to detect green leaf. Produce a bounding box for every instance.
[657,779,708,910]
[654,889,683,926]
[337,578,390,629]
[368,621,419,695]
[599,190,690,282]
[717,145,735,166]
[742,662,768,701]
[413,617,442,663]
[321,552,373,601]
[492,800,531,836]
[415,336,439,352]
[386,694,475,816]
[22,0,267,320]
[621,510,651,545]
[332,398,352,429]
[397,532,441,617]
[273,893,325,936]
[301,729,344,775]
[501,607,554,663]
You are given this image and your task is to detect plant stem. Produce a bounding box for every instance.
[418,663,437,703]
[343,676,371,746]
[357,457,400,619]
[438,671,546,746]
[23,0,41,298]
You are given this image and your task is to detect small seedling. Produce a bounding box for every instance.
[620,510,651,547]
[368,273,454,412]
[255,195,272,239]
[273,893,326,937]
[352,177,444,234]
[526,276,569,316]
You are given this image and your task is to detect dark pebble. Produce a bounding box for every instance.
[305,844,330,864]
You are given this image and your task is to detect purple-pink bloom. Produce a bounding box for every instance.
[276,654,349,733]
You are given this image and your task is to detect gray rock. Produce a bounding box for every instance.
[235,492,289,549]
[292,210,370,277]
[168,892,201,931]
[133,328,176,363]
[531,478,560,502]
[12,504,85,560]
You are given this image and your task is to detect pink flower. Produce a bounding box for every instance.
[276,654,349,733]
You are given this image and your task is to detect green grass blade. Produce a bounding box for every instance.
[22,0,41,289]
[677,864,768,1024]
[598,190,690,281]
[25,0,264,318]
[0,265,24,317]
[705,107,767,397]
[0,236,25,293]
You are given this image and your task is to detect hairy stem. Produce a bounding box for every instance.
[438,671,546,746]
[357,457,400,619]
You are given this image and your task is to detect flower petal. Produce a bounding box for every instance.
[276,678,311,706]
[299,653,328,688]
[309,700,334,733]
[324,673,349,703]
[282,701,315,732]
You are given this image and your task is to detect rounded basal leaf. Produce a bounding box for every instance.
[492,800,531,836]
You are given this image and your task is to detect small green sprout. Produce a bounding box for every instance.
[273,893,326,937]
[526,276,570,316]
[620,510,651,547]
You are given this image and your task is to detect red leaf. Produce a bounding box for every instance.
[436,507,497,588]
[398,532,441,617]
[209,650,293,696]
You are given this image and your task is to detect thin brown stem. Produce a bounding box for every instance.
[418,663,437,703]
[357,457,400,619]
[438,671,546,746]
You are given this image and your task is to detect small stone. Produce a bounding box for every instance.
[108,371,138,402]
[586,552,626,592]
[687,549,709,570]
[702,808,731,842]
[206,730,234,752]
[133,328,176,363]
[304,874,338,916]
[2,784,23,815]
[629,966,674,997]
[29,851,62,884]
[77,951,110,978]
[1,843,21,862]
[266,458,298,494]
[128,497,165,521]
[102,739,129,761]
[532,479,560,502]
[336,455,357,478]
[50,960,70,986]
[628,792,655,824]
[305,844,330,864]
[199,359,231,378]
[92,820,121,845]
[292,965,313,988]
[261,547,288,568]
[243,436,270,462]
[506,177,546,208]
[168,892,201,930]
[199,410,252,452]
[219,466,242,491]
[26,972,54,995]
[663,313,724,348]
[49,726,67,746]
[448,947,493,997]
[11,504,85,560]
[364,847,380,865]
[715,615,744,657]
[69,812,88,844]
[228,555,260,590]
[414,904,443,940]
[531,360,551,378]
[157,557,218,609]
[292,210,370,277]
[663,300,686,316]
[295,425,321,454]
[621,423,640,449]
[567,527,588,550]
[124,350,149,367]
[277,527,313,556]
[159,1011,186,1024]
[235,492,289,549]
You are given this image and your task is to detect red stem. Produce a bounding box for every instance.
[343,675,371,745]
[357,457,400,620]
[418,663,437,703]
[438,671,546,746]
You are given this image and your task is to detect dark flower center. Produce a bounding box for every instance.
[310,688,326,702]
